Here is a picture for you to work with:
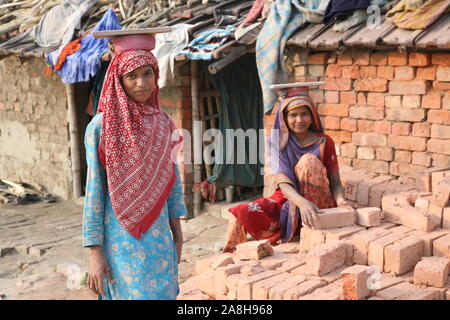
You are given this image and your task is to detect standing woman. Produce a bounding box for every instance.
[82,33,187,300]
[223,82,348,252]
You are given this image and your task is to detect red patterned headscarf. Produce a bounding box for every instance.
[97,49,181,240]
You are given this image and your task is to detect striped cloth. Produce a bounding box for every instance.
[256,0,327,114]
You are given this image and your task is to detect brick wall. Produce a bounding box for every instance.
[0,55,72,199]
[159,60,194,214]
[263,49,450,195]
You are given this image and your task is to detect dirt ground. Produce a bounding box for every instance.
[0,199,229,300]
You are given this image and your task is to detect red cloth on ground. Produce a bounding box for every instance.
[229,189,287,244]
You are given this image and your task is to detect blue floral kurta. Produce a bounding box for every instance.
[82,113,188,300]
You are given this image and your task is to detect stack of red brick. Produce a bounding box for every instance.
[178,167,450,300]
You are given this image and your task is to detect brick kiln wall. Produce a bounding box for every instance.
[159,61,193,214]
[0,55,72,199]
[263,49,450,197]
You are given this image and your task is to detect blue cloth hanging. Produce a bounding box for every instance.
[47,8,121,84]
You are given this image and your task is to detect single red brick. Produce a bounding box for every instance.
[354,52,370,66]
[342,66,360,79]
[355,78,388,92]
[392,122,411,136]
[389,80,429,95]
[358,120,375,132]
[325,91,340,103]
[308,52,330,65]
[416,66,437,80]
[402,95,421,108]
[356,207,382,227]
[422,90,442,109]
[352,132,387,147]
[432,53,450,66]
[409,52,430,67]
[428,110,450,125]
[360,66,377,78]
[388,135,427,152]
[370,52,388,65]
[357,146,375,159]
[385,236,424,276]
[427,138,450,155]
[412,152,431,167]
[437,66,450,81]
[315,207,357,229]
[433,81,450,91]
[318,103,349,117]
[309,90,324,103]
[395,66,415,80]
[326,130,353,144]
[367,92,385,107]
[324,78,353,91]
[388,52,408,66]
[377,66,394,80]
[341,265,371,300]
[374,121,392,135]
[386,107,426,122]
[444,92,450,109]
[341,91,357,105]
[337,52,353,65]
[340,118,358,132]
[395,150,412,163]
[353,159,389,174]
[433,234,450,258]
[412,123,431,137]
[306,242,348,276]
[385,95,402,108]
[323,116,341,130]
[376,147,394,161]
[431,124,450,139]
[236,240,274,260]
[414,256,450,288]
[326,64,342,77]
[349,106,385,120]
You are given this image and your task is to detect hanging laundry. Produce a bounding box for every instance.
[256,0,327,114]
[179,25,235,60]
[387,0,450,30]
[242,0,267,26]
[54,30,91,70]
[0,0,98,53]
[153,24,192,88]
[323,0,371,25]
[47,8,121,84]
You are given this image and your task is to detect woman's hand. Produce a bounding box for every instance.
[87,246,112,296]
[297,199,321,229]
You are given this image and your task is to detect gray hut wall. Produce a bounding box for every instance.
[0,55,72,199]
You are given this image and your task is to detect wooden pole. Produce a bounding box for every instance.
[66,83,82,199]
[191,60,202,217]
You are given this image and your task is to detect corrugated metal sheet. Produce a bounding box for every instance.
[308,23,365,50]
[415,13,450,49]
[288,12,450,51]
[287,23,330,48]
[343,17,395,48]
